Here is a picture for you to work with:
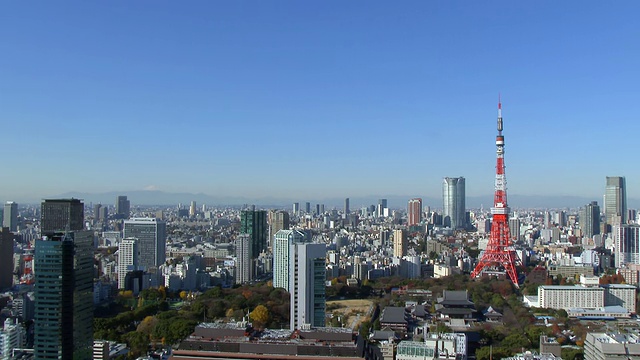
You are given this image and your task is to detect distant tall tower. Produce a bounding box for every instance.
[93,204,102,223]
[443,177,466,229]
[290,243,326,330]
[240,208,267,258]
[471,99,521,287]
[123,218,166,270]
[377,199,388,217]
[41,199,84,235]
[235,234,253,284]
[305,202,311,214]
[116,195,130,219]
[293,202,299,215]
[272,229,306,290]
[189,201,197,218]
[35,198,93,360]
[393,229,407,258]
[118,238,139,289]
[579,201,601,239]
[269,210,290,245]
[0,228,13,289]
[605,176,627,229]
[344,198,350,214]
[3,201,18,232]
[407,198,422,226]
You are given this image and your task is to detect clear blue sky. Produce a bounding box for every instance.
[1,1,639,202]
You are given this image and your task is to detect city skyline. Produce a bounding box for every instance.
[2,2,639,200]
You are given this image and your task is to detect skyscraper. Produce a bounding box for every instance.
[240,208,267,258]
[509,217,521,242]
[272,229,306,290]
[443,177,466,229]
[292,202,299,215]
[605,176,626,228]
[3,201,18,232]
[407,198,422,226]
[580,201,601,239]
[269,210,290,244]
[305,202,311,214]
[235,234,253,284]
[35,199,93,360]
[614,224,640,268]
[344,198,350,215]
[116,195,130,219]
[290,243,326,330]
[189,201,196,218]
[118,238,139,289]
[393,229,407,258]
[0,228,13,290]
[123,218,166,270]
[377,199,388,218]
[41,199,84,235]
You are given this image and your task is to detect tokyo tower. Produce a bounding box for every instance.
[470,98,521,287]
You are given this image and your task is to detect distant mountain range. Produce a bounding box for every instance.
[12,190,633,210]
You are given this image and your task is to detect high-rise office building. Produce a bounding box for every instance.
[0,318,24,360]
[269,210,290,244]
[41,199,84,235]
[116,195,130,219]
[509,217,521,242]
[344,198,350,215]
[393,229,407,258]
[407,198,422,226]
[605,176,626,228]
[34,231,94,359]
[0,228,13,290]
[315,204,320,216]
[292,203,299,215]
[305,202,311,214]
[443,177,466,229]
[614,224,640,268]
[580,201,601,239]
[118,238,139,289]
[235,234,253,284]
[99,207,108,222]
[377,199,388,218]
[3,201,18,232]
[93,204,102,223]
[290,243,326,330]
[272,230,306,290]
[189,201,196,218]
[123,218,166,270]
[240,209,267,258]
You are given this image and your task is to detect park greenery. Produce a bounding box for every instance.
[96,273,591,359]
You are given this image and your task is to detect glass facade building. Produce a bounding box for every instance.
[40,199,84,235]
[605,176,626,228]
[443,177,466,229]
[34,231,93,360]
[240,209,267,258]
[123,218,167,271]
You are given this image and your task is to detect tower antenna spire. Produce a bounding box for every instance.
[470,98,521,287]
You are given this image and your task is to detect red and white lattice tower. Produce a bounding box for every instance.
[470,98,521,287]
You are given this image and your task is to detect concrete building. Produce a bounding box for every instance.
[272,229,306,290]
[584,332,640,359]
[0,228,13,290]
[538,285,605,310]
[393,229,407,258]
[602,284,637,313]
[3,202,18,232]
[407,198,422,227]
[115,195,130,219]
[614,224,640,268]
[0,318,24,360]
[235,234,253,285]
[123,218,166,271]
[117,238,139,289]
[580,201,601,239]
[290,243,326,330]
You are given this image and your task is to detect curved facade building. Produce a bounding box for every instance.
[443,177,466,229]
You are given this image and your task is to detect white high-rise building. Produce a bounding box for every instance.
[235,234,253,284]
[272,230,306,290]
[290,243,326,330]
[393,229,407,258]
[118,238,139,289]
[0,318,24,359]
[3,202,18,232]
[123,218,166,271]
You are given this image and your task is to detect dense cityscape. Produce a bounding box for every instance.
[0,103,638,360]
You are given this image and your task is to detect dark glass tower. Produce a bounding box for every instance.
[41,199,84,235]
[35,199,93,360]
[240,208,267,258]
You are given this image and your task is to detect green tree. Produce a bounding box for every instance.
[123,331,149,358]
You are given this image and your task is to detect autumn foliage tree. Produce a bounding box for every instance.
[250,305,270,327]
